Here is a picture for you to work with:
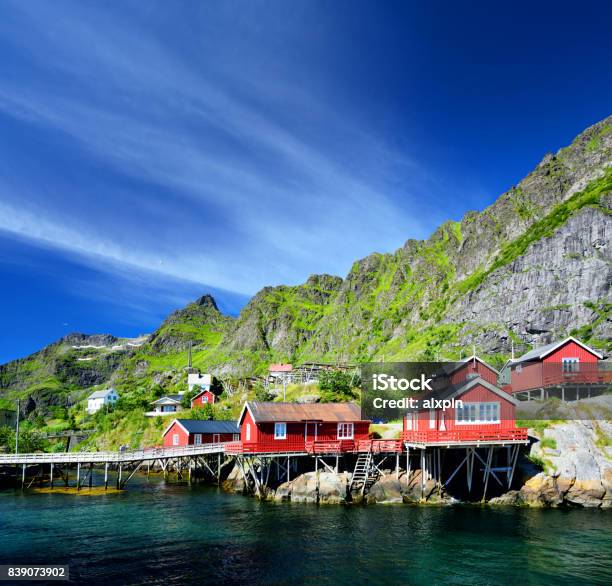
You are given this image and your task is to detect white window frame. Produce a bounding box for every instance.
[337,422,354,440]
[233,433,240,441]
[429,409,436,429]
[274,422,287,440]
[194,433,202,445]
[456,402,500,425]
[172,433,179,446]
[246,423,251,441]
[562,357,579,372]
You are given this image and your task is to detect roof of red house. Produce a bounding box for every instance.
[163,419,239,436]
[513,336,603,364]
[269,363,293,372]
[445,356,500,375]
[240,401,363,423]
[412,377,518,410]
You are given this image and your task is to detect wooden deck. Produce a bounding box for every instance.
[401,428,529,448]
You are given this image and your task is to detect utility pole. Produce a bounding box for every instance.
[15,399,20,454]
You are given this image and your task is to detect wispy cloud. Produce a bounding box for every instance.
[0,0,432,297]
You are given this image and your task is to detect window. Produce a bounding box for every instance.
[172,433,179,446]
[337,422,354,439]
[213,434,220,443]
[274,422,287,439]
[429,409,436,429]
[246,423,251,441]
[233,434,240,441]
[203,396,209,403]
[562,357,579,372]
[194,434,202,445]
[456,402,500,425]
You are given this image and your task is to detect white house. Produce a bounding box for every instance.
[87,388,119,414]
[187,372,212,392]
[145,394,185,417]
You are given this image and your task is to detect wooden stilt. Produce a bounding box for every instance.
[508,445,520,488]
[89,463,93,488]
[117,464,122,489]
[50,463,54,489]
[21,464,26,489]
[395,453,399,479]
[104,463,109,490]
[287,457,290,482]
[437,449,442,494]
[467,448,474,492]
[65,465,69,487]
[406,446,410,480]
[335,455,339,473]
[420,449,425,500]
[76,462,81,491]
[482,447,494,502]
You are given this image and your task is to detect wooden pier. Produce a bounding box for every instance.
[0,443,227,490]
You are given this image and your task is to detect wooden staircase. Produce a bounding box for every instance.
[350,450,378,495]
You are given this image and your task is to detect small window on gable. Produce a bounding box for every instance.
[562,357,579,372]
[172,433,179,446]
[274,422,287,439]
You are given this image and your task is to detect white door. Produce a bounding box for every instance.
[194,434,202,445]
[213,433,220,443]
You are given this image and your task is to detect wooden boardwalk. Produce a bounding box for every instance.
[0,443,226,466]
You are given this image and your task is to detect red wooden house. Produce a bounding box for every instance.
[507,337,609,399]
[402,376,527,446]
[225,401,371,454]
[191,389,216,407]
[163,419,239,447]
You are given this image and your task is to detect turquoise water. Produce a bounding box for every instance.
[0,476,610,585]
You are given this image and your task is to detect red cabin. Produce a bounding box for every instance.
[508,337,609,398]
[162,419,239,447]
[191,389,216,407]
[225,401,371,454]
[402,377,527,445]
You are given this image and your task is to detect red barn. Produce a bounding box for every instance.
[402,376,526,445]
[508,337,608,398]
[163,419,239,447]
[191,389,216,407]
[226,401,371,454]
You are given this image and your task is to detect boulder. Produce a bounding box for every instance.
[274,471,350,504]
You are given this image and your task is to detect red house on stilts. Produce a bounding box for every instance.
[505,336,610,401]
[402,357,528,446]
[225,401,371,454]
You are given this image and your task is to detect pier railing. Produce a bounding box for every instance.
[401,427,529,446]
[0,443,226,465]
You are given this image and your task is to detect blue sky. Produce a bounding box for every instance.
[0,0,611,363]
